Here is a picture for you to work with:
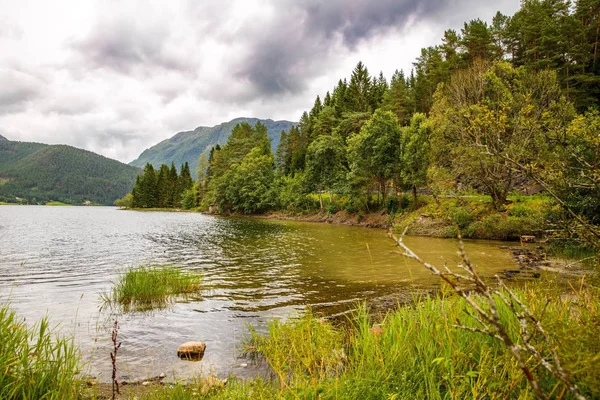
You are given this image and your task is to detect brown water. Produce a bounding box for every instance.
[0,206,517,382]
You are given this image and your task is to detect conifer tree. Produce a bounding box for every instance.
[346,61,372,113]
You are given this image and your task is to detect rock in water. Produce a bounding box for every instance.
[177,341,206,361]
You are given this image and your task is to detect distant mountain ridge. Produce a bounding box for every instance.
[0,140,140,205]
[0,134,7,141]
[130,117,296,175]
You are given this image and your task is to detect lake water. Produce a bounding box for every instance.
[0,206,518,382]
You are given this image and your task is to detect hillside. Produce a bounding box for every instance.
[0,141,140,205]
[130,117,296,174]
[0,134,7,141]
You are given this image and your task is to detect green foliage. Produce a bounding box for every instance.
[305,135,347,209]
[114,193,133,208]
[348,110,402,204]
[0,304,81,399]
[430,61,574,209]
[181,184,198,210]
[130,118,296,177]
[239,286,600,399]
[205,122,276,214]
[0,141,140,205]
[102,265,203,311]
[130,161,200,209]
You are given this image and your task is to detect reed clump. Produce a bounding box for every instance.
[0,303,81,399]
[102,265,203,311]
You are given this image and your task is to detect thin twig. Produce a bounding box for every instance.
[389,226,586,399]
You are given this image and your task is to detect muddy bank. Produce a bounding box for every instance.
[250,210,393,229]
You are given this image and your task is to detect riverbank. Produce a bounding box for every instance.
[7,280,596,399]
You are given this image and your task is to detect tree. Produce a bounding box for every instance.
[347,110,402,205]
[221,147,276,214]
[383,70,415,126]
[133,163,158,208]
[167,162,179,208]
[114,193,133,209]
[156,164,170,208]
[305,135,347,209]
[275,130,289,174]
[430,61,575,209]
[346,61,372,113]
[314,106,337,137]
[196,151,209,203]
[205,122,275,213]
[401,113,431,209]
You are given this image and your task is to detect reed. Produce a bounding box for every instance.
[0,303,82,399]
[102,265,203,311]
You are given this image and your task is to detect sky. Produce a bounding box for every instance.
[0,0,520,163]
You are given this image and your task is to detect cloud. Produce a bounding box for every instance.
[0,68,45,114]
[72,17,190,75]
[0,0,520,163]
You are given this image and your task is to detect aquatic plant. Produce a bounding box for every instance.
[0,303,81,399]
[102,265,203,311]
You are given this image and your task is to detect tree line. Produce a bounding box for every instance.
[119,162,194,209]
[120,0,600,234]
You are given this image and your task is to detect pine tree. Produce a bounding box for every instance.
[156,164,170,208]
[167,162,178,208]
[346,61,372,113]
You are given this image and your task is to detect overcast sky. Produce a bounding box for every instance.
[0,0,520,163]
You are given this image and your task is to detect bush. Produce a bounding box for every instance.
[449,206,475,229]
[326,203,337,215]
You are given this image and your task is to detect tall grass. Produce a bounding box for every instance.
[0,304,81,399]
[238,285,600,399]
[102,265,203,311]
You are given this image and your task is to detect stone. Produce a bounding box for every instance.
[177,341,206,361]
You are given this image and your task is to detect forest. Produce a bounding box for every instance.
[124,0,600,249]
[0,142,140,205]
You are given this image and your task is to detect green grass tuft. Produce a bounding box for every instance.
[102,265,203,311]
[0,303,82,399]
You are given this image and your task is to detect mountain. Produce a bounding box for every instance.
[0,134,7,141]
[0,141,140,205]
[130,117,296,175]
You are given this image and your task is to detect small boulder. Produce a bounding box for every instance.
[177,341,206,361]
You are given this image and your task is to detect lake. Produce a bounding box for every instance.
[0,206,518,382]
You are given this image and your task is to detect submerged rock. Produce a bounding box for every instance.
[177,341,206,361]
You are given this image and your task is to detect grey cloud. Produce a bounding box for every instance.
[0,69,43,114]
[232,0,451,97]
[72,17,190,75]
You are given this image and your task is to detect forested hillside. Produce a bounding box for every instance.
[0,141,140,205]
[0,134,7,141]
[130,117,296,176]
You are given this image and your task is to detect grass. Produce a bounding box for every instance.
[0,303,82,399]
[2,280,598,399]
[120,282,600,399]
[234,287,599,399]
[45,201,72,206]
[102,265,203,311]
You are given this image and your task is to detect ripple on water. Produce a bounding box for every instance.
[0,206,518,381]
